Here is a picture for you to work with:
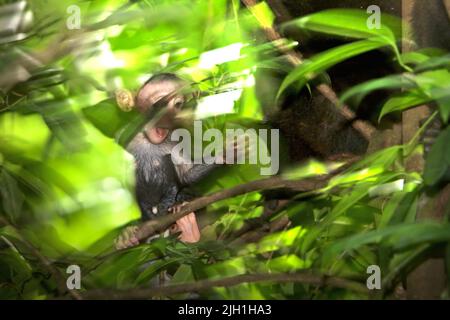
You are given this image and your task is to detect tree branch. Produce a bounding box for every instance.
[82,271,368,299]
[135,175,322,242]
[132,159,358,244]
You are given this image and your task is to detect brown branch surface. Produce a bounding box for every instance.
[83,271,368,299]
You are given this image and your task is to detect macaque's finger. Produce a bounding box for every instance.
[115,226,139,250]
[114,237,123,250]
[175,212,200,243]
[170,202,189,213]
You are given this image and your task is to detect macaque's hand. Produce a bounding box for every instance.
[114,226,139,250]
[215,137,250,164]
[169,203,200,243]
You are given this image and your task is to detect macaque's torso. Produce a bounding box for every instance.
[127,132,183,220]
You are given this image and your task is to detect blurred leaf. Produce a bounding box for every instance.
[424,126,450,186]
[324,222,450,262]
[282,9,401,41]
[277,39,387,98]
[340,74,416,107]
[378,187,419,228]
[248,1,275,29]
[82,99,144,147]
[378,90,431,121]
[0,169,24,222]
[414,54,450,73]
[134,257,180,286]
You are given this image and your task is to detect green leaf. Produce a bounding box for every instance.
[82,99,143,147]
[401,52,433,66]
[302,172,402,253]
[134,258,180,286]
[414,54,450,73]
[424,126,450,186]
[344,146,403,172]
[0,169,24,222]
[378,90,431,122]
[248,1,275,29]
[340,74,416,107]
[378,187,419,228]
[324,222,450,260]
[282,9,401,41]
[277,39,388,98]
[415,70,450,122]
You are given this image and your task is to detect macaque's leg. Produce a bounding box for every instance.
[114,226,139,250]
[169,203,200,243]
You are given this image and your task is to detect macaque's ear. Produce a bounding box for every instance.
[115,88,135,112]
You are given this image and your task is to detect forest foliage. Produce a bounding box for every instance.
[0,0,449,299]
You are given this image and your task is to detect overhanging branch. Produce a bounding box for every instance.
[82,271,368,299]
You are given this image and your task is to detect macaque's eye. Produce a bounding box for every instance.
[173,97,184,109]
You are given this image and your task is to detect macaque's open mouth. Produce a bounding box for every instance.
[154,127,169,139]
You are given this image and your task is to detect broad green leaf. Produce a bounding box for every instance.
[134,258,180,286]
[171,264,194,284]
[424,126,450,186]
[82,99,151,147]
[264,254,310,273]
[414,70,450,122]
[378,187,419,228]
[324,222,450,260]
[248,1,275,29]
[340,74,416,107]
[282,9,401,42]
[278,39,388,98]
[345,146,403,172]
[82,99,140,140]
[302,172,402,253]
[401,51,433,66]
[378,90,431,122]
[415,54,450,73]
[0,169,24,222]
[241,226,307,255]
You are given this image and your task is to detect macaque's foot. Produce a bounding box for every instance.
[169,203,200,243]
[114,226,139,250]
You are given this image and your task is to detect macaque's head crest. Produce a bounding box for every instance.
[136,73,193,114]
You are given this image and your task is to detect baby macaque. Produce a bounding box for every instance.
[115,73,219,249]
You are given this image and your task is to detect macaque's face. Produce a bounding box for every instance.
[136,80,186,144]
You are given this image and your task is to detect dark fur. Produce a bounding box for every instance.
[128,74,218,221]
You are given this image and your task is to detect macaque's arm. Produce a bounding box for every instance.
[172,138,244,185]
[171,149,221,186]
[176,163,220,186]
